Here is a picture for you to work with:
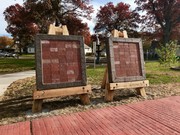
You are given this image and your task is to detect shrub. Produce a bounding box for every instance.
[156,41,179,67]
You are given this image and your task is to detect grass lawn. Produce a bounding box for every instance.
[145,61,180,84]
[0,58,35,74]
[87,65,106,85]
[86,61,180,85]
[0,58,179,84]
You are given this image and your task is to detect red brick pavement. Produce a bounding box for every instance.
[0,121,30,135]
[1,96,180,135]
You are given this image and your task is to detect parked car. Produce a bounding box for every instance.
[0,52,19,58]
[0,52,6,57]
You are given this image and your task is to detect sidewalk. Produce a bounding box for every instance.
[0,70,35,96]
[0,96,180,135]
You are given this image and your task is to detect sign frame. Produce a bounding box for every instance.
[35,34,87,90]
[106,37,146,83]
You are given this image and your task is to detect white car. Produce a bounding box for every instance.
[0,52,18,58]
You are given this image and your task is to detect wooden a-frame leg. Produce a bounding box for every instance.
[101,67,108,89]
[32,99,43,113]
[79,94,90,105]
[104,84,114,102]
[136,87,146,97]
[105,90,114,102]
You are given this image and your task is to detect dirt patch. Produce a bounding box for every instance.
[0,77,180,125]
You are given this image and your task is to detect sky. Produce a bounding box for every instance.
[0,0,136,36]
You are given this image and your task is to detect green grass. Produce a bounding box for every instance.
[145,61,180,84]
[86,61,180,85]
[87,65,106,85]
[0,58,179,84]
[0,58,35,74]
[21,54,35,58]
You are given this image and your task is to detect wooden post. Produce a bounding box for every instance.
[32,99,43,113]
[104,84,114,102]
[123,30,128,38]
[136,87,147,97]
[101,67,108,89]
[102,69,114,101]
[79,94,90,105]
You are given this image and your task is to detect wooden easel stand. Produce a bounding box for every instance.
[105,80,149,102]
[32,85,91,113]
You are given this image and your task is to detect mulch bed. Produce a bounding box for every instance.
[0,76,179,125]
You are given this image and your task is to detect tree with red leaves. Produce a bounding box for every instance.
[4,4,39,53]
[94,2,140,37]
[135,0,180,44]
[4,0,93,52]
[25,0,93,26]
[63,15,91,45]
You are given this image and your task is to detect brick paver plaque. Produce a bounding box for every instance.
[106,37,146,83]
[35,35,86,90]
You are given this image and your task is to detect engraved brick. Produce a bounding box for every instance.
[72,43,78,48]
[50,48,58,52]
[42,59,51,64]
[67,70,75,75]
[52,78,60,83]
[65,43,72,48]
[51,59,59,64]
[114,61,120,64]
[113,45,119,49]
[41,40,50,44]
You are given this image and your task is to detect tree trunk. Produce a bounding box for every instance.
[163,20,171,45]
[18,43,22,55]
[163,30,171,45]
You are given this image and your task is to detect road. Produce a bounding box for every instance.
[0,70,35,96]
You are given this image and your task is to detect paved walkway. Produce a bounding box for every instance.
[0,71,35,96]
[0,96,180,135]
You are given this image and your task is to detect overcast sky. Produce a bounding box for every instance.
[0,0,136,36]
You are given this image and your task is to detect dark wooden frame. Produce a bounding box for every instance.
[106,37,146,83]
[35,34,87,90]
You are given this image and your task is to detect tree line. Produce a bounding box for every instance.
[3,0,180,53]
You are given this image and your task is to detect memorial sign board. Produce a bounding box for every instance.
[35,34,86,90]
[106,37,146,83]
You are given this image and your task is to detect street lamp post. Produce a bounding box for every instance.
[96,34,101,64]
